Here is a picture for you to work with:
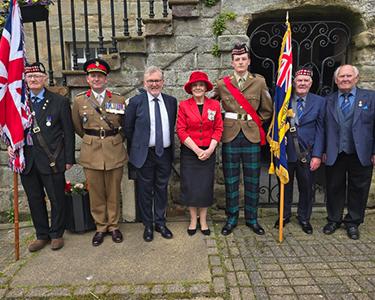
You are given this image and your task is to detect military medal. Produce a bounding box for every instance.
[46,116,52,127]
[358,101,363,107]
[82,112,88,123]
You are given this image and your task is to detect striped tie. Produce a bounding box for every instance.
[297,98,304,120]
[340,93,351,116]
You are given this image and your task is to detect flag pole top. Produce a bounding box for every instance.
[286,11,289,23]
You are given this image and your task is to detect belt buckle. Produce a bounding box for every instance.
[99,128,106,139]
[32,127,41,133]
[238,113,245,121]
[289,126,296,132]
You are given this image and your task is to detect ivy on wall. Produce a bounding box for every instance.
[211,12,237,57]
[204,0,220,7]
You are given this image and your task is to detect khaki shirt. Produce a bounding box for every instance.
[214,73,273,143]
[72,90,127,170]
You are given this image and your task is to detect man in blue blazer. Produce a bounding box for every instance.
[124,66,177,242]
[274,67,325,234]
[323,64,375,240]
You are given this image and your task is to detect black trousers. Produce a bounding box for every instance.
[136,147,172,227]
[283,161,314,222]
[21,164,66,240]
[326,153,373,225]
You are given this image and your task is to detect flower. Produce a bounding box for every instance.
[65,181,87,195]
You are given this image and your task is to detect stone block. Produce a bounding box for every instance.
[148,36,177,53]
[144,18,173,36]
[117,36,147,54]
[197,53,221,69]
[353,31,375,49]
[100,53,121,71]
[172,4,200,18]
[121,165,136,222]
[64,72,87,88]
[218,35,249,52]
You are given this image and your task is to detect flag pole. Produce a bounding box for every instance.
[278,183,284,243]
[13,172,20,260]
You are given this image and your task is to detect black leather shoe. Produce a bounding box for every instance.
[187,228,197,236]
[346,225,359,240]
[92,232,105,246]
[155,224,173,239]
[323,222,340,234]
[200,228,211,236]
[246,222,265,235]
[143,226,154,242]
[110,229,123,243]
[274,217,290,229]
[299,220,313,234]
[221,223,237,236]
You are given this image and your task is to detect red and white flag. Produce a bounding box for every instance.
[0,0,30,173]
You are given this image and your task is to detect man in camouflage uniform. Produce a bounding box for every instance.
[72,58,127,246]
[214,44,273,236]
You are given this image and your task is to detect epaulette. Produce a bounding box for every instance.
[252,73,264,79]
[76,91,86,97]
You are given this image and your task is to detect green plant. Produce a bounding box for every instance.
[204,0,220,7]
[212,11,236,37]
[211,44,220,57]
[7,207,15,223]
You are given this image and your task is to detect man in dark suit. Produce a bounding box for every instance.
[8,62,75,251]
[323,64,375,240]
[274,67,325,234]
[124,66,177,242]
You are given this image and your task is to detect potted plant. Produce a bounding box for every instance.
[65,181,96,233]
[19,0,53,23]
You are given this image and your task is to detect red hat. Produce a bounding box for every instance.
[184,71,213,95]
[295,67,313,78]
[25,62,46,74]
[83,58,110,75]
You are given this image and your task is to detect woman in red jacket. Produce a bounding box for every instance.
[176,71,223,236]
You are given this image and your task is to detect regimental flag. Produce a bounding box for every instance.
[0,0,30,173]
[267,15,293,184]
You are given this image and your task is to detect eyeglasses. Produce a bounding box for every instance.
[146,79,163,84]
[25,74,45,79]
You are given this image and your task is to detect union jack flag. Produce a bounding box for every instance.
[267,16,293,184]
[0,0,30,173]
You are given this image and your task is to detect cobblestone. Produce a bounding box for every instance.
[2,212,375,299]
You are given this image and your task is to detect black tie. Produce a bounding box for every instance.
[153,98,164,157]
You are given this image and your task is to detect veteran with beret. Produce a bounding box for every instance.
[72,58,127,246]
[213,44,273,236]
[8,62,75,252]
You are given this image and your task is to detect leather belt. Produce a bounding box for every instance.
[84,128,119,139]
[224,112,252,121]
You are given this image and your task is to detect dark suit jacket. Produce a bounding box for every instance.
[325,88,375,167]
[23,89,75,175]
[124,92,177,168]
[286,93,325,162]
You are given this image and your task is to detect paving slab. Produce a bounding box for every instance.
[9,222,211,287]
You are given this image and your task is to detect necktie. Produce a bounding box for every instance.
[341,93,351,116]
[96,94,102,105]
[153,98,164,157]
[297,98,304,120]
[238,78,244,89]
[32,96,42,115]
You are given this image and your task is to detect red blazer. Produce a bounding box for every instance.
[177,97,223,147]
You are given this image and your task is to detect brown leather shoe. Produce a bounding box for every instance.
[51,238,64,251]
[28,239,49,252]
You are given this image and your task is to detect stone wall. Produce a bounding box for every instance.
[1,0,375,216]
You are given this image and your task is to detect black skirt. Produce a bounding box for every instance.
[180,145,216,207]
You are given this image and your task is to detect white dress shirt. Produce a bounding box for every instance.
[147,92,171,148]
[91,90,106,105]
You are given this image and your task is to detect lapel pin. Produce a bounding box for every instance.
[358,101,362,107]
[46,116,52,127]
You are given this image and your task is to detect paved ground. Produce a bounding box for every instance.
[1,209,375,299]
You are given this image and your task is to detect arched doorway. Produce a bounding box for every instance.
[248,11,352,206]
